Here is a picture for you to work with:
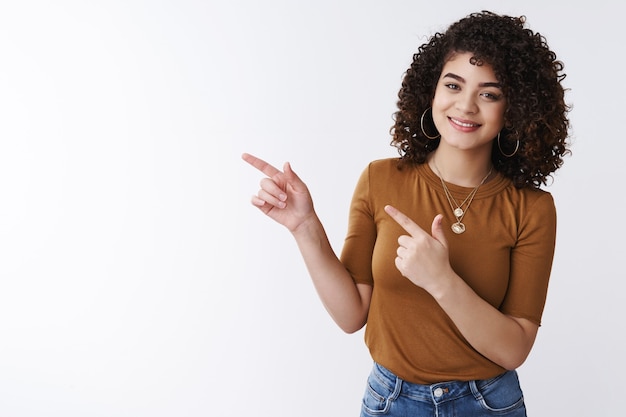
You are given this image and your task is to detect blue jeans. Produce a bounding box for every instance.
[361,362,527,416]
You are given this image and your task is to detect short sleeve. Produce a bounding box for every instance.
[339,164,377,286]
[500,192,557,325]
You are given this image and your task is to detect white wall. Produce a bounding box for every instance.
[0,1,621,416]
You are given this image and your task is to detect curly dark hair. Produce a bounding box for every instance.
[390,11,571,188]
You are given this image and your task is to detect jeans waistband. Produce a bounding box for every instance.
[372,362,517,404]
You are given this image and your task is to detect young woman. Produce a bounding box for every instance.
[243,10,570,416]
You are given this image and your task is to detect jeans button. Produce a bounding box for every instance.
[433,387,444,397]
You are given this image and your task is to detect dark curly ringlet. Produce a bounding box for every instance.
[390,10,571,189]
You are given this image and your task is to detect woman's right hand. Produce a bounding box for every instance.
[242,153,316,233]
[242,153,371,333]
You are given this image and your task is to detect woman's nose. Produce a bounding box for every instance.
[455,93,478,114]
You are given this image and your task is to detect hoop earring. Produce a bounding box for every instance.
[420,107,440,140]
[497,132,519,157]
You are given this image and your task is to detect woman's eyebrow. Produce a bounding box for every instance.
[442,72,502,88]
[480,81,502,88]
[442,72,464,82]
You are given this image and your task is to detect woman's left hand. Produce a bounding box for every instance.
[384,205,454,295]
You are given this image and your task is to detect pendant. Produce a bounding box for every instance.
[453,207,464,217]
[451,222,466,234]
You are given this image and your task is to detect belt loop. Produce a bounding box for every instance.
[390,375,403,401]
[469,379,483,402]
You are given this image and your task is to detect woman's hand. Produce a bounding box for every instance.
[384,205,454,296]
[243,152,371,332]
[242,153,316,233]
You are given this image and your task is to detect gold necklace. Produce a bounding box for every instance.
[433,163,492,234]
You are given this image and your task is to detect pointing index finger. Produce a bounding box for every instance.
[242,153,281,178]
[384,205,425,237]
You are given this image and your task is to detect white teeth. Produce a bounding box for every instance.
[451,118,478,128]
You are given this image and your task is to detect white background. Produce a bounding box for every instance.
[0,1,622,416]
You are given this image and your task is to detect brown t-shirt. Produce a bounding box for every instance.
[340,158,557,384]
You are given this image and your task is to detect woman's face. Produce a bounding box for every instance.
[431,52,507,155]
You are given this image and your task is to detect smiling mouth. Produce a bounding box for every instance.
[449,117,480,128]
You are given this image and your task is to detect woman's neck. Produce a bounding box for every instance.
[428,148,493,187]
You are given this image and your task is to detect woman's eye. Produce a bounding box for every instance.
[445,83,460,90]
[481,92,502,100]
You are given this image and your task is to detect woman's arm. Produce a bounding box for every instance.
[385,205,538,369]
[243,153,371,333]
[429,273,538,370]
[291,214,372,333]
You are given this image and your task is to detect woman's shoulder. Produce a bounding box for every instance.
[363,157,411,176]
[510,183,554,200]
[355,158,427,194]
[503,183,556,215]
[366,157,401,168]
[360,157,414,181]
